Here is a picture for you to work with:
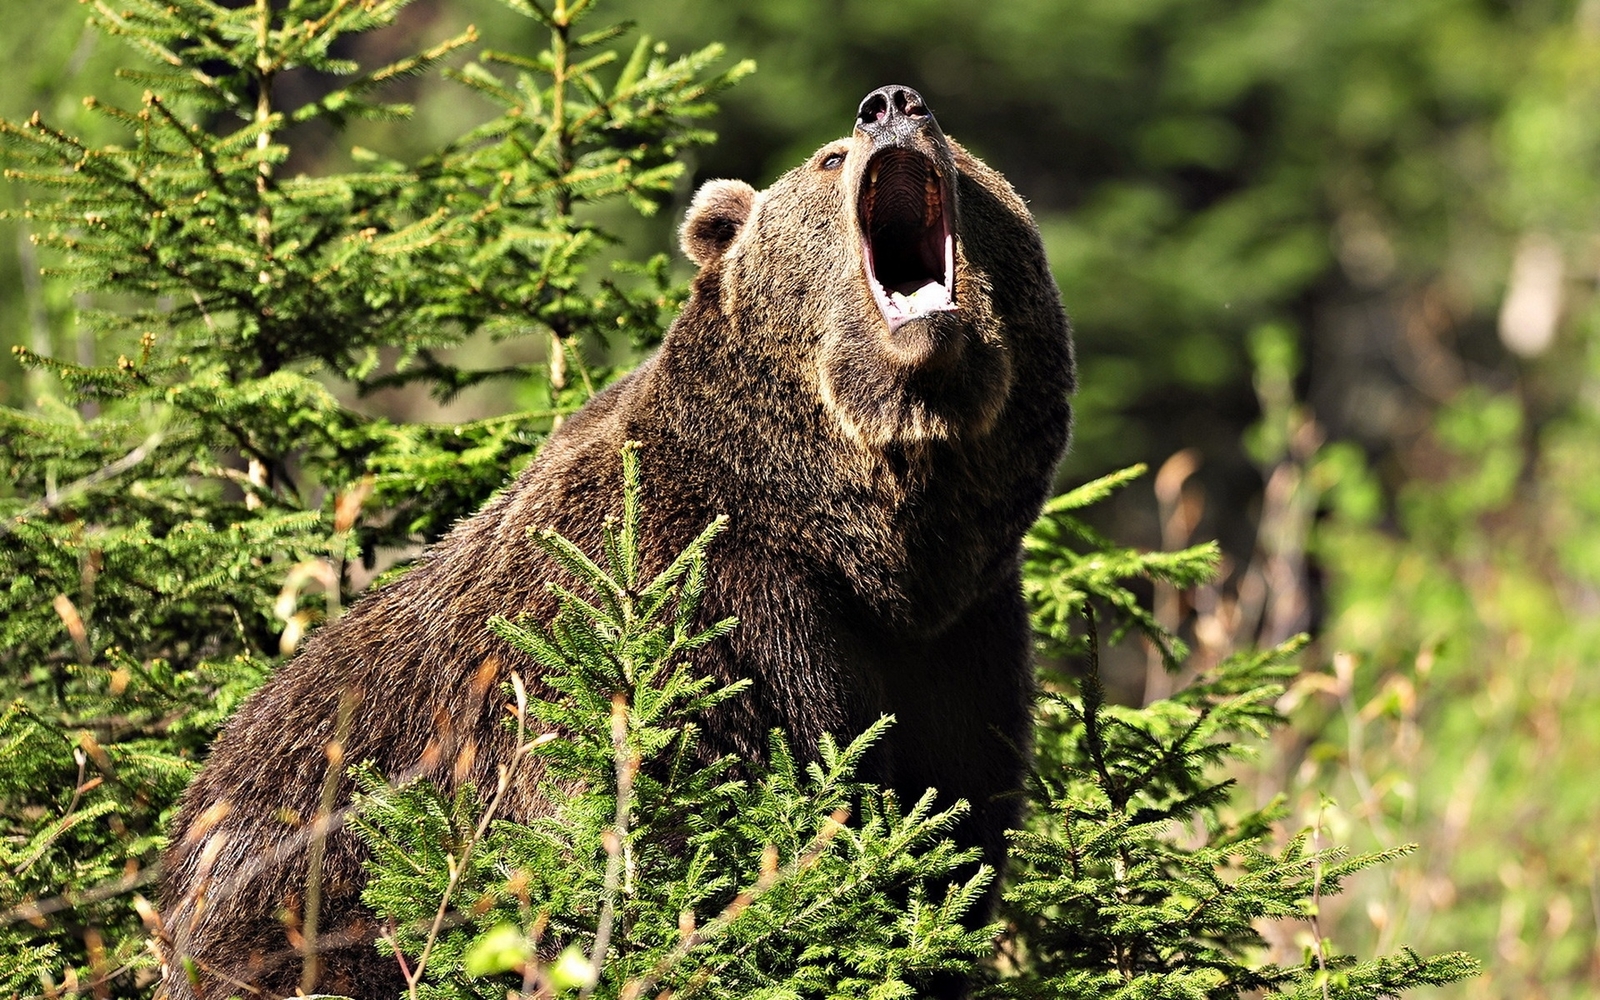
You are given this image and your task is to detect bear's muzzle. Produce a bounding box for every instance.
[853,85,958,332]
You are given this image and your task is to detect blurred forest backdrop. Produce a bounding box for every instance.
[3,0,1599,997]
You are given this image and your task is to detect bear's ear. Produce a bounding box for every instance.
[680,179,756,268]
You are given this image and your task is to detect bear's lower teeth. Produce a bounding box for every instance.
[858,148,954,330]
[890,282,947,311]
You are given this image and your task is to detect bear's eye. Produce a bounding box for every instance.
[820,151,845,171]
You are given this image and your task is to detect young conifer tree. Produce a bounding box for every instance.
[351,443,997,998]
[1004,472,1478,998]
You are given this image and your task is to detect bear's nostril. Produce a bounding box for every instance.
[893,89,926,118]
[858,93,889,125]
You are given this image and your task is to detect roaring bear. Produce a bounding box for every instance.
[159,84,1074,998]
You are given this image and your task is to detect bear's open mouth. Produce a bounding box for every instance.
[858,147,955,331]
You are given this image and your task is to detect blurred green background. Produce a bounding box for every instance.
[3,0,1598,996]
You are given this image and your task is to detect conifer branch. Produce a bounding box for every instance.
[0,429,164,539]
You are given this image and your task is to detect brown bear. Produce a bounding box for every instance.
[158,84,1074,998]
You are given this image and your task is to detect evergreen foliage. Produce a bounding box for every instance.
[349,460,1476,1000]
[1005,470,1476,998]
[1023,464,1220,669]
[354,443,994,998]
[1002,630,1476,998]
[0,0,1477,997]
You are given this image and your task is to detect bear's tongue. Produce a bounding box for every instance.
[860,149,954,331]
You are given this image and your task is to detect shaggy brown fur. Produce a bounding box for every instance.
[158,85,1074,998]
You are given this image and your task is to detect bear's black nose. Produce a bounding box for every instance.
[857,85,933,141]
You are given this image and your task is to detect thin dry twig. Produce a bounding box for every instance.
[1309,800,1332,1000]
[581,691,638,999]
[0,869,155,928]
[300,690,360,993]
[0,431,164,540]
[403,674,530,998]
